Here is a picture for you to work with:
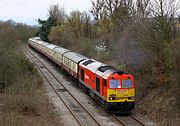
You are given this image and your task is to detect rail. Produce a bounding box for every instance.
[26,47,102,126]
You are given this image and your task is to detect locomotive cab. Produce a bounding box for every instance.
[106,72,135,111]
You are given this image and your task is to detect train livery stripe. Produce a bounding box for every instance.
[107,89,135,102]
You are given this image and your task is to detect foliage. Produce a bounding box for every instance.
[45,1,180,87]
[37,5,66,42]
[37,17,57,41]
[0,20,36,90]
[43,2,180,124]
[78,38,95,57]
[48,24,65,45]
[67,10,82,38]
[0,20,62,126]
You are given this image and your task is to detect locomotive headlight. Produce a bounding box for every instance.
[109,97,116,100]
[128,97,135,100]
[109,94,116,100]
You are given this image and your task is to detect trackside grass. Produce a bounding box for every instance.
[0,21,63,126]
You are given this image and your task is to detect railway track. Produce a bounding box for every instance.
[26,47,153,126]
[26,48,102,126]
[111,114,146,126]
[52,62,147,126]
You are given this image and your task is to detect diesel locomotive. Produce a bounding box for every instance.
[28,37,135,113]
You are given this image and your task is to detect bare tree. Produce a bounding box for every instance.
[136,0,151,18]
[91,0,106,20]
[149,0,180,44]
[91,0,135,20]
[48,4,66,24]
[132,0,180,85]
[81,12,92,38]
[67,10,83,38]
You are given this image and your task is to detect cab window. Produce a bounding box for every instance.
[109,80,121,88]
[122,79,132,88]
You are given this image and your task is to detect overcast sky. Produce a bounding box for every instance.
[0,0,92,25]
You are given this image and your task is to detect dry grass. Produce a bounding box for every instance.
[135,80,180,126]
[0,21,63,126]
[132,32,180,126]
[0,73,63,126]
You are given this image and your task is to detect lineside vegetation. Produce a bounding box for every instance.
[36,0,180,125]
[0,20,62,126]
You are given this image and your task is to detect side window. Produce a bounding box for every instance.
[96,77,100,92]
[73,62,75,70]
[81,69,84,81]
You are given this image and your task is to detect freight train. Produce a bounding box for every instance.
[28,37,135,113]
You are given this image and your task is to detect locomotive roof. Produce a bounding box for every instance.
[63,52,88,63]
[97,67,118,79]
[53,47,69,55]
[80,59,118,79]
[81,59,102,72]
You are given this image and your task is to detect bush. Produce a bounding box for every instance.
[0,20,62,126]
[78,38,95,57]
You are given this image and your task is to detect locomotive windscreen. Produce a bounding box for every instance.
[122,79,132,88]
[109,80,121,88]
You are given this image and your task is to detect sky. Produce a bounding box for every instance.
[0,0,92,25]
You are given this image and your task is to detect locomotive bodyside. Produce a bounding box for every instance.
[79,59,135,112]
